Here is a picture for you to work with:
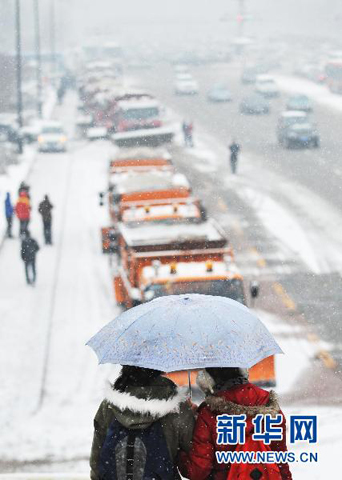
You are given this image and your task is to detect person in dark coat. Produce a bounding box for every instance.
[179,367,292,480]
[229,140,240,174]
[182,121,194,147]
[21,231,40,285]
[38,195,54,245]
[4,192,14,238]
[90,365,195,480]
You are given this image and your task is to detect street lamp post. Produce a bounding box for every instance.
[50,0,57,84]
[33,0,43,118]
[15,0,23,154]
[237,0,245,38]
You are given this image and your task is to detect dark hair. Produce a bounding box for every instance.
[114,365,163,392]
[206,367,248,385]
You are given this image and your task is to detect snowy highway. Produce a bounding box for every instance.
[137,62,342,372]
[0,94,119,470]
[1,70,342,478]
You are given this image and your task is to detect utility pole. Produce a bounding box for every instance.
[15,0,23,154]
[237,0,245,38]
[50,0,57,84]
[33,0,43,117]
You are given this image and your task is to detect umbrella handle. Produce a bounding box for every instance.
[188,370,192,399]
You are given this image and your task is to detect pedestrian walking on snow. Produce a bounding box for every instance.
[90,365,195,480]
[229,140,240,174]
[179,367,292,480]
[20,231,39,285]
[38,195,54,245]
[183,121,194,147]
[4,192,14,238]
[15,191,31,236]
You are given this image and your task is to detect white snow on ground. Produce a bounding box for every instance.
[178,114,342,275]
[274,74,342,113]
[236,185,322,273]
[0,147,36,241]
[0,87,57,242]
[255,309,341,479]
[0,94,120,464]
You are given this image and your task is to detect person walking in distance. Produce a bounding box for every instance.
[38,195,54,245]
[21,231,40,286]
[182,121,194,147]
[229,139,240,174]
[4,192,14,238]
[15,191,31,236]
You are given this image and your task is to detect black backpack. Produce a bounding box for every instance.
[99,418,175,480]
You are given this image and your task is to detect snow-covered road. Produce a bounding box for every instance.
[0,94,119,468]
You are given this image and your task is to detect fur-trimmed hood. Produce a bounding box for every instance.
[104,377,187,429]
[205,390,280,417]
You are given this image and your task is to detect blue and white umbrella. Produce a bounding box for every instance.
[87,294,283,372]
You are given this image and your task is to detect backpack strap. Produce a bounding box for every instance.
[126,431,136,480]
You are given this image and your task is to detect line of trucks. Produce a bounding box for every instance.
[98,144,275,388]
[77,66,276,388]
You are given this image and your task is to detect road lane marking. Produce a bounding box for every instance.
[273,282,296,311]
[218,198,228,212]
[273,283,337,370]
[317,350,337,369]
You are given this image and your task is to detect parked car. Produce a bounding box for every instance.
[240,94,270,114]
[207,84,232,102]
[255,75,279,97]
[38,121,67,152]
[286,94,312,112]
[281,123,320,149]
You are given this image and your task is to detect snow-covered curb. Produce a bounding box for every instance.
[0,87,57,246]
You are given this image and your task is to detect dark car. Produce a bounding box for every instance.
[240,94,270,114]
[241,67,257,84]
[286,94,312,112]
[277,111,309,144]
[207,84,232,102]
[282,123,320,149]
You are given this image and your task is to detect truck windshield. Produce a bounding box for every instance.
[148,279,246,305]
[42,127,63,134]
[123,107,159,120]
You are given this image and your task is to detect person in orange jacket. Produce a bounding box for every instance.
[15,191,31,236]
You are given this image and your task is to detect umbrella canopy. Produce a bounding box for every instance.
[87,294,283,372]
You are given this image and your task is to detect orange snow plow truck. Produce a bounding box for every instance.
[114,219,276,387]
[100,148,205,252]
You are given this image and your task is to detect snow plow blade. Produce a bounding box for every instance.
[112,127,174,147]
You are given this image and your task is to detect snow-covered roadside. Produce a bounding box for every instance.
[0,94,120,466]
[274,73,342,113]
[0,87,57,246]
[0,146,36,245]
[253,309,340,479]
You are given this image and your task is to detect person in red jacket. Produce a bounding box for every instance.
[15,191,31,236]
[180,367,292,480]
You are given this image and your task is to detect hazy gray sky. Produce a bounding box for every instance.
[2,0,342,54]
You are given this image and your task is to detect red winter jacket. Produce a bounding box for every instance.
[15,192,31,221]
[179,382,292,480]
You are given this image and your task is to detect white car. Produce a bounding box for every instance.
[176,73,193,81]
[87,127,108,141]
[175,79,199,95]
[38,121,67,152]
[255,75,279,97]
[174,64,188,74]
